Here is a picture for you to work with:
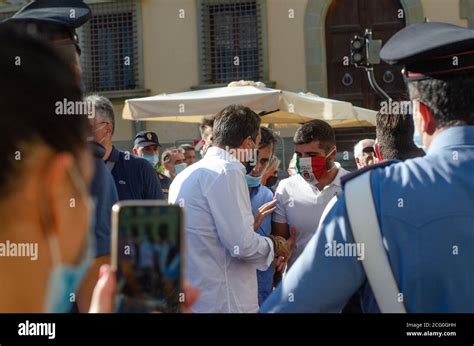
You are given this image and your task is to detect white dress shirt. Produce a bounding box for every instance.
[169,147,274,313]
[272,162,349,269]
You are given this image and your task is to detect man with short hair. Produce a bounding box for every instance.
[179,144,196,166]
[354,139,376,169]
[132,131,172,199]
[161,147,187,181]
[245,127,291,306]
[375,112,425,161]
[272,119,350,269]
[262,21,474,313]
[86,95,164,200]
[169,104,291,312]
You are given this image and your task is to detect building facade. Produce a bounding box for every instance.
[1,0,470,169]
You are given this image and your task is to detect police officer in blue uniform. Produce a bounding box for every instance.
[261,21,474,313]
[133,131,172,199]
[103,131,165,201]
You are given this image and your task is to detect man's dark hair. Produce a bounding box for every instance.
[376,112,424,161]
[179,143,195,152]
[212,105,261,148]
[407,75,474,128]
[0,23,89,197]
[199,114,216,136]
[259,127,277,153]
[293,119,335,153]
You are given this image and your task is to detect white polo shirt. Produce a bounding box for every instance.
[169,147,274,313]
[272,162,349,268]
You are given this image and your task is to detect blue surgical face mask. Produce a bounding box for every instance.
[44,167,94,313]
[142,153,159,168]
[245,174,262,188]
[44,244,93,313]
[174,163,187,175]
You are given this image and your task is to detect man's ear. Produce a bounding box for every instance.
[355,157,360,166]
[240,136,253,149]
[374,143,384,162]
[132,147,139,156]
[418,101,437,135]
[105,123,113,137]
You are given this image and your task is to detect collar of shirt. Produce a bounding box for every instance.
[307,161,346,192]
[427,125,474,155]
[329,162,346,187]
[205,146,246,173]
[106,146,120,163]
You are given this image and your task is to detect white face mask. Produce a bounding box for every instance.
[413,120,425,150]
[413,101,426,150]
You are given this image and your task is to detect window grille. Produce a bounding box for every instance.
[0,0,143,93]
[78,0,141,93]
[200,0,264,84]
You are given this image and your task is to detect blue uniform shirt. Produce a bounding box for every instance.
[262,126,474,313]
[158,172,172,200]
[90,156,118,257]
[107,146,164,200]
[250,184,275,306]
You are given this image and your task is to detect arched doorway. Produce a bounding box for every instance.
[325,0,407,110]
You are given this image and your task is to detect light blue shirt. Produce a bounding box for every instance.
[250,184,275,306]
[262,126,474,313]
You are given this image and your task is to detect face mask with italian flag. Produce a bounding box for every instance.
[296,148,335,185]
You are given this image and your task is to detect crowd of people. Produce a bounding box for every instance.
[0,0,472,314]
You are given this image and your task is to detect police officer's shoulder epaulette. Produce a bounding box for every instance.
[341,160,399,187]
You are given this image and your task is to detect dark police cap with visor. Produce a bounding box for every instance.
[134,131,161,148]
[380,21,474,81]
[4,0,91,54]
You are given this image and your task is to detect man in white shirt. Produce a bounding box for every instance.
[272,120,350,269]
[169,105,290,313]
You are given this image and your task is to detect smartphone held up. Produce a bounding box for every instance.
[111,201,183,313]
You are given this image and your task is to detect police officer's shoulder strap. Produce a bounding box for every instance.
[344,169,407,313]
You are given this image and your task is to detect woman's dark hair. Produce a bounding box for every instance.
[0,23,89,196]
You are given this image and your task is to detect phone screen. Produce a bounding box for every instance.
[113,203,182,313]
